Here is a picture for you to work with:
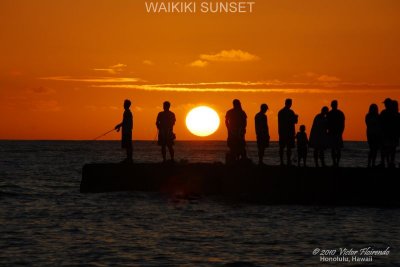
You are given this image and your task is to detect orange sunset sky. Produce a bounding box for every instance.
[1,0,399,141]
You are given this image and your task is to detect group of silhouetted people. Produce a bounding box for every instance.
[223,98,346,167]
[114,98,399,168]
[115,100,176,163]
[366,98,400,168]
[308,100,345,168]
[250,98,344,167]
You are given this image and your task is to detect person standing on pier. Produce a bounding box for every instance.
[379,98,398,168]
[365,104,382,168]
[226,99,248,162]
[278,98,298,166]
[309,106,329,167]
[156,101,176,163]
[115,99,133,163]
[392,100,400,167]
[255,104,270,165]
[296,125,308,167]
[327,100,345,167]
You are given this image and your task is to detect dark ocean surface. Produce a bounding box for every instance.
[0,141,399,266]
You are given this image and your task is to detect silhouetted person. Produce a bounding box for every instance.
[365,104,382,168]
[115,99,133,163]
[255,104,270,165]
[380,98,399,168]
[278,98,298,166]
[226,99,247,162]
[327,100,345,167]
[296,125,308,167]
[393,100,400,167]
[156,101,176,163]
[309,106,329,167]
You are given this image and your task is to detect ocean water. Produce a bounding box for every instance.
[0,140,399,266]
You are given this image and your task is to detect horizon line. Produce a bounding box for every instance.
[0,139,367,142]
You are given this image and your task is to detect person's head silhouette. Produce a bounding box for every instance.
[163,101,171,111]
[369,104,378,115]
[285,98,292,108]
[322,106,329,115]
[331,100,338,110]
[300,125,306,132]
[124,99,131,110]
[383,98,392,109]
[233,99,242,110]
[260,103,268,114]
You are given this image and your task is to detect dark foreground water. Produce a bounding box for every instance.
[0,141,399,266]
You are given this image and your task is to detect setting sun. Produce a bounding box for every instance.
[186,106,220,137]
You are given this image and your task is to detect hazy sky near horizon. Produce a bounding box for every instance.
[1,0,399,140]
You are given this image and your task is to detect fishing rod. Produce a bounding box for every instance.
[93,128,116,141]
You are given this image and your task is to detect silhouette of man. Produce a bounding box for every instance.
[115,99,133,163]
[278,99,298,166]
[379,98,398,168]
[225,99,247,162]
[156,101,176,163]
[327,100,345,167]
[309,106,329,167]
[394,100,400,167]
[255,104,270,165]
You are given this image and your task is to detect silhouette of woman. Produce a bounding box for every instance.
[309,106,329,167]
[225,99,247,162]
[365,104,382,168]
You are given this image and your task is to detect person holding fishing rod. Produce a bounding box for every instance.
[115,99,133,163]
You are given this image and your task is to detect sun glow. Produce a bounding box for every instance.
[186,106,220,137]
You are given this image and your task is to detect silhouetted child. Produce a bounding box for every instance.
[296,125,308,167]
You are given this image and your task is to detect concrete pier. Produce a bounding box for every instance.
[81,163,400,206]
